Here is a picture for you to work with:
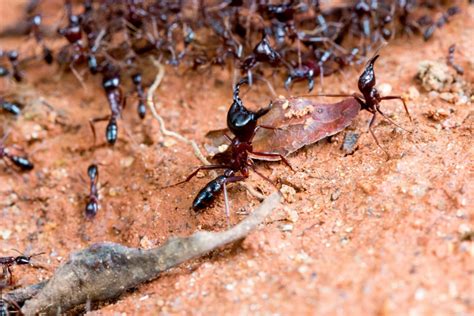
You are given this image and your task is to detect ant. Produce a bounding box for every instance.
[423,6,461,41]
[447,44,463,75]
[6,50,23,82]
[0,133,34,171]
[170,77,292,222]
[309,54,411,158]
[90,64,124,145]
[0,251,44,286]
[241,34,282,85]
[85,164,100,218]
[131,73,146,119]
[29,14,54,65]
[0,98,21,116]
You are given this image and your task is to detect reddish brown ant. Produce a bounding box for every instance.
[307,54,411,158]
[85,164,100,218]
[90,64,124,145]
[447,44,463,75]
[0,251,44,286]
[131,73,146,119]
[29,14,53,65]
[241,34,282,85]
[0,133,34,171]
[170,77,292,222]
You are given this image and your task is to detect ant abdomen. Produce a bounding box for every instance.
[192,175,227,212]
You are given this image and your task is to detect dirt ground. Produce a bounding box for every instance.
[0,1,473,315]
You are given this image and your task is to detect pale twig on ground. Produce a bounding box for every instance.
[15,192,281,315]
[147,59,210,165]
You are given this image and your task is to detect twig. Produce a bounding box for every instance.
[17,192,281,315]
[147,59,210,165]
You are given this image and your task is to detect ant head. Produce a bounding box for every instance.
[227,78,258,140]
[358,54,379,93]
[87,164,98,180]
[14,256,30,265]
[132,73,142,85]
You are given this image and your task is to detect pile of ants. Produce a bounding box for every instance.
[0,1,467,313]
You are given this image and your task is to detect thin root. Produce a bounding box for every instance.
[147,58,210,165]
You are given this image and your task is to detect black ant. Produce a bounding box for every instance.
[0,251,44,286]
[90,64,124,145]
[6,50,23,82]
[310,54,411,158]
[85,164,100,218]
[29,14,54,65]
[170,77,292,222]
[0,133,34,171]
[131,73,146,119]
[447,44,463,75]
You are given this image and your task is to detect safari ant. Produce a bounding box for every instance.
[90,64,124,145]
[447,44,463,75]
[170,77,292,222]
[309,54,411,158]
[241,34,282,85]
[0,133,34,171]
[29,14,53,65]
[131,73,146,119]
[0,251,44,286]
[85,164,100,218]
[423,6,461,41]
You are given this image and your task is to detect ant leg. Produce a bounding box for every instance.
[167,165,230,187]
[367,112,390,159]
[380,95,412,122]
[222,175,246,227]
[250,151,294,170]
[89,116,109,145]
[69,62,86,90]
[376,107,411,132]
[248,164,279,190]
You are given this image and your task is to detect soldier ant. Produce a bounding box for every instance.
[308,54,411,158]
[241,34,282,85]
[85,164,100,218]
[171,77,292,221]
[0,133,34,171]
[90,64,124,145]
[0,251,44,286]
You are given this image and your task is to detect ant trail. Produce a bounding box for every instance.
[147,58,210,165]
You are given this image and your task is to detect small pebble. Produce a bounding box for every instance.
[377,83,392,97]
[280,224,293,232]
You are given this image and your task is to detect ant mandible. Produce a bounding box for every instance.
[0,251,44,286]
[171,77,292,221]
[0,132,34,171]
